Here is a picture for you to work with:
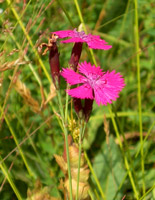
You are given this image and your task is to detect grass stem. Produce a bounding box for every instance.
[2,108,34,178]
[6,0,51,83]
[84,151,106,200]
[108,105,139,199]
[76,121,86,200]
[56,89,73,200]
[134,0,145,195]
[73,0,97,66]
[0,156,22,200]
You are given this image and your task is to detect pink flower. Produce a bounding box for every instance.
[53,29,112,50]
[61,62,125,106]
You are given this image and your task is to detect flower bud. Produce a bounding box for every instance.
[69,42,83,71]
[49,41,60,89]
[73,98,83,118]
[83,99,94,122]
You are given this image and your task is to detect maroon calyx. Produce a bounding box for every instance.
[83,99,94,122]
[49,41,60,89]
[69,42,83,71]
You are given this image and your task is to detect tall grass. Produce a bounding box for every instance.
[0,0,154,199]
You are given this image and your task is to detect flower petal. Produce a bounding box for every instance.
[102,71,125,91]
[53,30,74,38]
[53,29,112,50]
[93,70,125,105]
[61,38,84,43]
[61,68,86,85]
[86,34,112,50]
[67,84,94,99]
[78,61,104,77]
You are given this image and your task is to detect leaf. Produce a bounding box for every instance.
[92,136,125,200]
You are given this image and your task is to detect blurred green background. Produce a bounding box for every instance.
[0,0,154,199]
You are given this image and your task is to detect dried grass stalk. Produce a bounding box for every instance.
[27,179,61,200]
[12,77,40,113]
[54,135,90,200]
[0,58,29,72]
[0,72,3,87]
[44,83,56,105]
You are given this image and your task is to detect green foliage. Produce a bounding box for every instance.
[0,0,155,199]
[92,136,126,200]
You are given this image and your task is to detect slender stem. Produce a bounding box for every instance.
[56,0,74,27]
[90,111,155,120]
[0,106,34,178]
[108,105,139,199]
[6,0,51,83]
[88,189,95,200]
[57,90,65,119]
[134,0,145,195]
[93,30,131,47]
[119,0,131,38]
[15,113,44,166]
[0,156,22,200]
[112,105,139,190]
[5,23,63,132]
[76,121,86,200]
[136,120,155,157]
[84,151,106,200]
[65,84,70,123]
[113,173,128,200]
[56,89,73,200]
[139,184,155,200]
[64,127,73,200]
[73,0,97,66]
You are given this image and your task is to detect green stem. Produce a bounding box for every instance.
[6,0,51,83]
[113,172,128,200]
[90,111,155,120]
[136,120,155,158]
[0,156,22,200]
[112,105,139,190]
[76,121,86,200]
[93,31,132,47]
[56,0,74,27]
[15,113,43,165]
[134,0,145,195]
[65,84,70,123]
[2,20,63,133]
[119,0,131,38]
[108,105,139,199]
[139,184,155,200]
[73,0,97,66]
[1,107,34,178]
[56,89,73,200]
[88,189,95,200]
[84,151,106,200]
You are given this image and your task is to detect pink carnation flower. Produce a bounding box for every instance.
[53,29,112,50]
[61,62,125,106]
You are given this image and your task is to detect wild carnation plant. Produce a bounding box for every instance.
[53,29,112,50]
[39,27,125,200]
[61,61,125,106]
[1,2,154,200]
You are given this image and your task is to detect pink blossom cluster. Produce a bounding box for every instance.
[53,29,112,50]
[53,29,125,108]
[61,61,125,106]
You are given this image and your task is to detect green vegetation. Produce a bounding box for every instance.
[0,0,154,199]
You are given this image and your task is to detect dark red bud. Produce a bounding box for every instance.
[73,98,83,118]
[83,99,94,122]
[49,41,60,89]
[70,42,83,116]
[69,42,83,71]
